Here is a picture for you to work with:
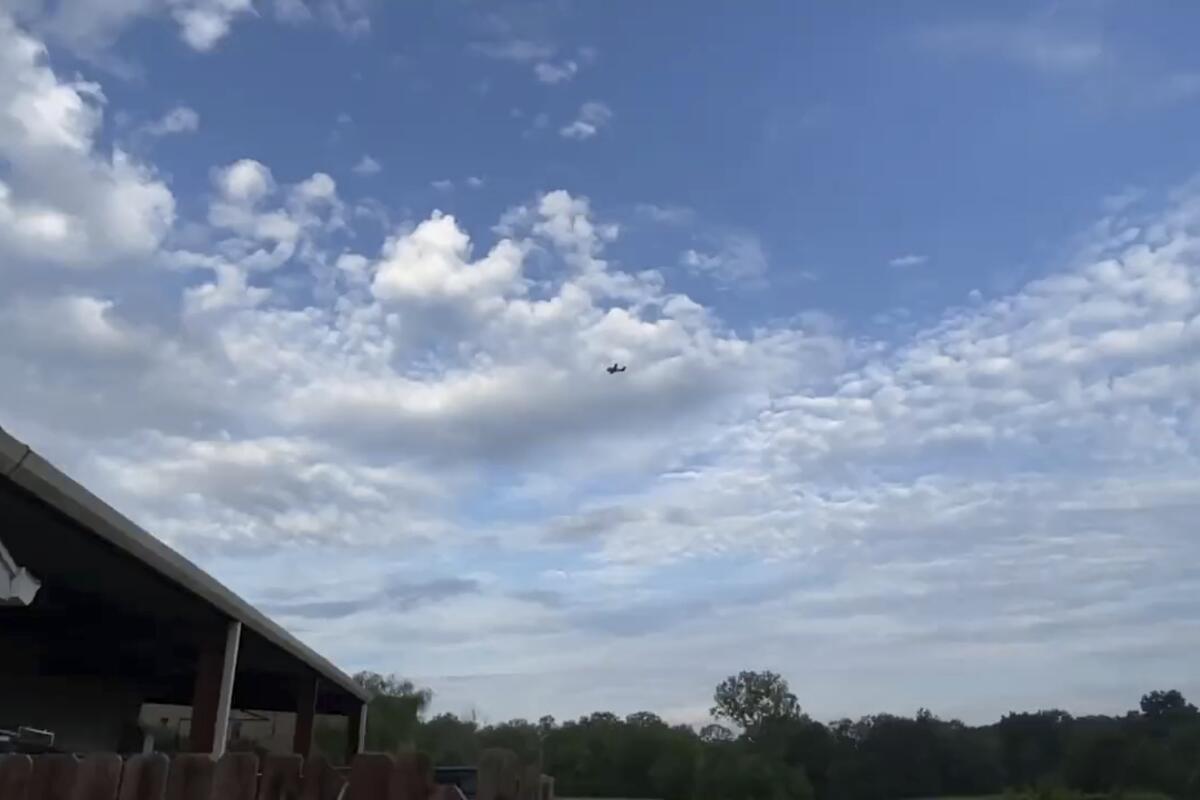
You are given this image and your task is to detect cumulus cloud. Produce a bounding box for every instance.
[5,10,1200,722]
[352,154,382,175]
[560,101,612,140]
[680,232,769,286]
[0,15,174,267]
[889,253,927,268]
[171,0,254,51]
[534,60,578,85]
[9,0,361,57]
[8,166,1200,721]
[142,105,200,137]
[370,212,526,305]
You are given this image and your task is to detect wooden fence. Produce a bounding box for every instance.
[0,748,542,800]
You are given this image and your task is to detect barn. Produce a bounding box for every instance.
[0,425,369,758]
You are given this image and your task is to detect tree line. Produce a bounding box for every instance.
[333,670,1200,800]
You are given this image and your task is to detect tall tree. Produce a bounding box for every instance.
[353,670,432,753]
[711,670,802,733]
[1140,689,1198,721]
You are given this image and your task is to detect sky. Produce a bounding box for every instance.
[1,0,1199,727]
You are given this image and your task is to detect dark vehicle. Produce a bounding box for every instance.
[434,766,477,800]
[0,725,58,755]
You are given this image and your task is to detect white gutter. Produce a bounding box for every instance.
[0,439,40,606]
[0,534,40,606]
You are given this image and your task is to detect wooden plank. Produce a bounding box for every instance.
[293,676,319,757]
[345,704,367,763]
[517,765,540,800]
[189,622,241,754]
[344,753,393,800]
[70,754,123,800]
[29,754,80,800]
[298,755,344,800]
[0,754,34,800]
[476,750,518,800]
[188,645,224,753]
[256,754,302,800]
[212,753,257,800]
[164,754,214,800]
[116,754,169,800]
[388,752,431,800]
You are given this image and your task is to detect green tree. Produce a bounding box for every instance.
[700,723,735,743]
[1140,690,1198,722]
[353,670,432,753]
[417,712,481,765]
[712,670,802,734]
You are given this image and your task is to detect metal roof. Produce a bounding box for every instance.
[0,425,369,704]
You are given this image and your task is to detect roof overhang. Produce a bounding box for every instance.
[0,425,368,707]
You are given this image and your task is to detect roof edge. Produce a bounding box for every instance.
[0,425,369,703]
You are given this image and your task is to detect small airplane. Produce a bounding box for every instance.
[606,362,627,374]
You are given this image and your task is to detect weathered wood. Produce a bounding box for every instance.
[476,749,518,800]
[189,645,224,753]
[29,754,80,800]
[70,753,123,800]
[344,753,393,800]
[293,677,319,757]
[212,753,257,800]
[257,754,303,800]
[298,755,343,800]
[0,754,34,800]
[116,754,169,800]
[189,622,241,755]
[345,705,367,763]
[164,754,214,800]
[388,752,431,800]
[516,765,540,800]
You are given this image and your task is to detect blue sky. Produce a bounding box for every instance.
[2,0,1200,725]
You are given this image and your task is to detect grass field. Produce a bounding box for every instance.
[919,794,1172,800]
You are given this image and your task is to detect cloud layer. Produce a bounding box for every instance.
[1,9,1198,725]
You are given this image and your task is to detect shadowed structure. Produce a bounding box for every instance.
[0,426,369,758]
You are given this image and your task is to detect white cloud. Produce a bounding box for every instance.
[199,160,343,279]
[142,105,200,137]
[431,179,454,192]
[466,176,485,189]
[352,155,382,176]
[916,18,1104,76]
[370,212,526,306]
[469,39,555,63]
[1,294,150,358]
[4,9,1200,721]
[534,60,578,85]
[214,159,275,205]
[889,253,927,268]
[680,232,769,286]
[272,0,313,24]
[0,15,174,267]
[560,101,612,141]
[170,0,255,51]
[636,203,695,225]
[9,0,361,58]
[318,0,370,38]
